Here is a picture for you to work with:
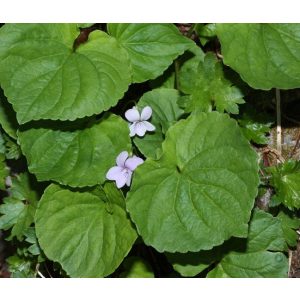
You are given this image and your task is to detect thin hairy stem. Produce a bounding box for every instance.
[276,89,282,156]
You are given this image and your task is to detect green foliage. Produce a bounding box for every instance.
[208,252,287,278]
[0,124,22,160]
[277,210,300,248]
[217,24,300,89]
[18,114,131,187]
[167,208,288,278]
[0,24,131,124]
[108,23,194,83]
[149,65,176,89]
[166,251,216,277]
[133,88,184,159]
[178,44,205,92]
[6,255,36,278]
[24,227,42,256]
[35,183,137,277]
[120,256,154,278]
[0,89,18,139]
[195,23,217,46]
[0,153,8,189]
[0,23,299,278]
[179,52,245,114]
[267,160,300,210]
[127,112,259,253]
[0,132,5,154]
[207,209,288,278]
[0,173,39,240]
[3,133,22,160]
[237,105,273,144]
[246,209,286,252]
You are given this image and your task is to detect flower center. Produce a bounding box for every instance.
[121,167,130,178]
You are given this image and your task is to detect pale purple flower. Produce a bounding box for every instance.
[106,151,144,188]
[125,106,156,137]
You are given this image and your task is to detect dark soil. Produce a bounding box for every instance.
[0,231,10,278]
[290,239,300,277]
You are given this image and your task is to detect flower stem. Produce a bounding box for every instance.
[276,89,282,156]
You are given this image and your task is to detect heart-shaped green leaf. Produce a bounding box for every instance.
[133,88,184,159]
[208,209,288,278]
[126,112,259,253]
[168,209,288,278]
[0,24,131,124]
[208,251,287,278]
[18,114,131,187]
[246,209,287,252]
[35,183,137,277]
[108,23,193,83]
[217,24,300,89]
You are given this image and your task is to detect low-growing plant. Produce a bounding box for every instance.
[0,23,300,278]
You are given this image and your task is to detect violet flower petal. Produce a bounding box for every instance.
[129,123,137,137]
[106,166,124,180]
[115,171,128,188]
[141,106,152,121]
[142,121,156,132]
[135,122,147,136]
[125,170,133,186]
[116,151,128,167]
[125,156,144,171]
[125,107,140,122]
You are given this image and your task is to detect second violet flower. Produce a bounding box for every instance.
[106,151,144,188]
[125,106,156,137]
